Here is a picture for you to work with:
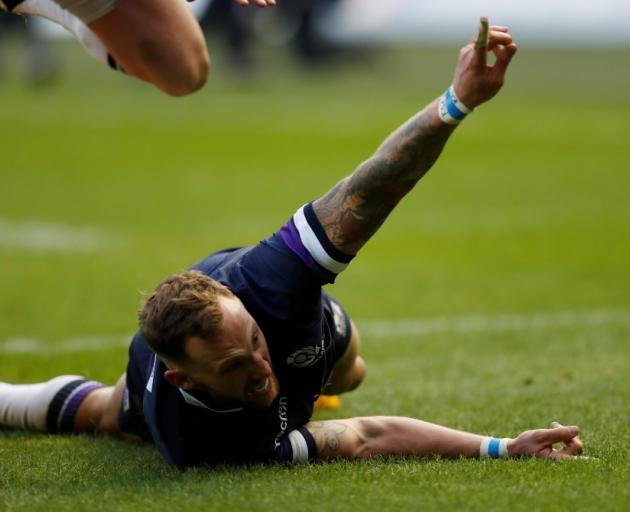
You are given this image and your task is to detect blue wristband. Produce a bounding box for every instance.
[438,85,473,125]
[488,438,501,458]
[480,436,511,458]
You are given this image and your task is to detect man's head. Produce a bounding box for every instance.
[139,270,279,409]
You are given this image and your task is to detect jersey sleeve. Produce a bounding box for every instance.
[275,427,318,463]
[208,202,355,327]
[277,202,354,284]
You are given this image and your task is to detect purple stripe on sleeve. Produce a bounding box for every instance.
[278,220,320,274]
[303,203,354,264]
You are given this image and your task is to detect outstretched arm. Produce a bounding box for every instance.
[313,21,518,255]
[306,418,583,461]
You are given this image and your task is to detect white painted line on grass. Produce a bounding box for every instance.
[0,218,114,253]
[2,308,629,354]
[1,335,131,354]
[360,308,630,339]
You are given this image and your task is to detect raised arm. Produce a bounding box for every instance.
[313,21,518,255]
[306,418,583,461]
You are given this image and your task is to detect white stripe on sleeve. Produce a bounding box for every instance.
[288,429,310,463]
[293,207,349,275]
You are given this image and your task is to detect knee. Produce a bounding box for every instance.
[159,46,211,97]
[346,356,366,392]
[170,48,211,96]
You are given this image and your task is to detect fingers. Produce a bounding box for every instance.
[469,26,509,43]
[534,422,583,459]
[471,24,514,70]
[492,42,518,75]
[515,423,585,460]
[539,425,580,445]
[550,421,584,457]
[233,0,276,7]
[475,16,490,47]
[489,31,514,48]
[560,438,584,456]
[473,17,489,68]
[470,25,509,43]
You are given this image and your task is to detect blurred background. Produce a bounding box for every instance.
[2,0,630,83]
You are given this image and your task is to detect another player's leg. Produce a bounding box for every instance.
[1,0,209,96]
[88,0,210,96]
[3,0,125,73]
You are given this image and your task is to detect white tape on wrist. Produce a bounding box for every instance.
[480,436,512,458]
[438,85,473,125]
[499,437,510,457]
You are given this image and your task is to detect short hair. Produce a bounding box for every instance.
[138,270,235,364]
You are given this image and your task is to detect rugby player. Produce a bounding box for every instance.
[0,23,585,465]
[0,0,275,96]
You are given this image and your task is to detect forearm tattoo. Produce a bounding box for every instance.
[314,101,456,255]
[308,421,352,459]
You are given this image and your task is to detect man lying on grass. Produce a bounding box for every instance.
[0,18,584,467]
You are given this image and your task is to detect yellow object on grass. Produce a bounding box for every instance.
[314,395,342,410]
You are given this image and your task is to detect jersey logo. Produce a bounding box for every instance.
[274,396,289,449]
[286,344,324,368]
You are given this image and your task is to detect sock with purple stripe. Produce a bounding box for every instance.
[0,376,104,432]
[46,379,105,433]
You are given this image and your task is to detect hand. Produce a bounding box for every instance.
[233,0,276,7]
[452,17,518,109]
[509,421,584,460]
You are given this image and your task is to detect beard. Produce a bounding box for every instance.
[242,374,280,410]
[192,373,280,410]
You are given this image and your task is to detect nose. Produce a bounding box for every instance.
[251,351,272,378]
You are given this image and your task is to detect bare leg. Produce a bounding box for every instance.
[325,321,366,395]
[88,0,210,96]
[74,373,127,434]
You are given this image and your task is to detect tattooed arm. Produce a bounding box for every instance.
[306,417,584,461]
[313,102,454,255]
[313,25,518,255]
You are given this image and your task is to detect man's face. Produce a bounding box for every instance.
[178,295,279,409]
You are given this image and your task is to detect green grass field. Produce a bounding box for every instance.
[1,39,630,511]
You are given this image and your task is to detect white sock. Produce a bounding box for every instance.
[14,0,121,70]
[0,376,104,432]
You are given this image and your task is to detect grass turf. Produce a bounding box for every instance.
[1,40,629,511]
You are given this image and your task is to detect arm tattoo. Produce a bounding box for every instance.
[313,100,456,255]
[307,421,353,459]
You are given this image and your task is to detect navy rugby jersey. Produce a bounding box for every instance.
[123,203,354,468]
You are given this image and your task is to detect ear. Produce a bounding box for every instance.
[164,368,194,390]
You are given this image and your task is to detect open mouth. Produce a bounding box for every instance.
[246,377,269,397]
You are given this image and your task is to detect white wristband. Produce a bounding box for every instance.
[438,85,473,125]
[499,437,510,457]
[480,436,511,458]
